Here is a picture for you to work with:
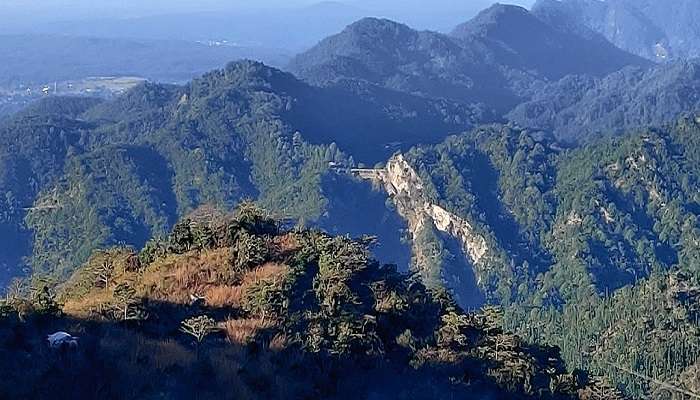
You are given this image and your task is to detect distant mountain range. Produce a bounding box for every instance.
[532,0,700,61]
[290,4,648,114]
[2,3,700,398]
[12,2,367,51]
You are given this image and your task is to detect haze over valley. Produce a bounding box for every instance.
[1,1,700,400]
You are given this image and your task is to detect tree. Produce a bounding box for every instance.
[113,282,143,321]
[90,257,115,289]
[168,219,195,254]
[180,315,218,343]
[231,231,269,277]
[29,277,61,316]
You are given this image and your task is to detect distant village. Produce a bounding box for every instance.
[0,76,145,116]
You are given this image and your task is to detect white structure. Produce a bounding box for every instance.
[47,332,79,349]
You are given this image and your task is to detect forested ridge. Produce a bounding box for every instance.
[1,2,700,399]
[395,117,700,398]
[0,205,625,399]
[289,4,648,116]
[0,60,480,285]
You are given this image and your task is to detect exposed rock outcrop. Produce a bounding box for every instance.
[352,154,489,283]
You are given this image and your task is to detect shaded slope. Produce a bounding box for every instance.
[532,0,700,62]
[289,6,647,114]
[508,61,700,142]
[0,60,480,281]
[0,206,624,399]
[451,4,648,79]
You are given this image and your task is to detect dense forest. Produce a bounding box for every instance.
[394,117,700,398]
[2,2,700,399]
[0,60,482,286]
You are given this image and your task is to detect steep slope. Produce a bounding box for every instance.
[360,118,700,398]
[450,3,647,80]
[508,61,700,142]
[0,206,624,400]
[289,5,647,114]
[0,60,480,283]
[532,0,700,62]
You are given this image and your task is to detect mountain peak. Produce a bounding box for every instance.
[195,60,300,92]
[450,3,543,40]
[342,17,415,40]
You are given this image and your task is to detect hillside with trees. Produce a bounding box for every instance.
[508,60,700,142]
[0,204,625,400]
[1,4,700,399]
[0,60,481,285]
[289,4,648,115]
[388,116,700,398]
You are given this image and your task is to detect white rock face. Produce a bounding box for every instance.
[356,154,489,268]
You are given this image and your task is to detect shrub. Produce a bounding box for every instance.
[29,277,61,317]
[231,232,269,278]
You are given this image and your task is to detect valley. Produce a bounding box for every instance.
[1,1,700,399]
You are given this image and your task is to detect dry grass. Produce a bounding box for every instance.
[241,262,288,285]
[62,249,289,320]
[62,288,115,318]
[269,333,288,351]
[139,247,232,304]
[205,262,289,307]
[205,285,244,308]
[101,328,196,372]
[222,318,276,345]
[148,339,197,370]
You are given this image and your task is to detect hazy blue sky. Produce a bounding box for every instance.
[0,0,536,22]
[0,0,538,49]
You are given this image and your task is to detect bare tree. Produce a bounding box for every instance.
[180,315,218,343]
[92,259,115,289]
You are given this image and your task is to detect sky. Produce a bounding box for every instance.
[0,0,537,50]
[0,0,536,24]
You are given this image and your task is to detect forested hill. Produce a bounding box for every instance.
[0,60,480,285]
[381,116,700,398]
[288,4,648,114]
[508,60,700,142]
[449,3,646,79]
[0,205,626,400]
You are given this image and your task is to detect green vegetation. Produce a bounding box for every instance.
[0,205,621,399]
[0,60,481,285]
[400,117,700,398]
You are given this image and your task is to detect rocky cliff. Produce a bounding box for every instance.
[353,154,490,290]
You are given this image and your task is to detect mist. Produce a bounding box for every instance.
[1,0,537,48]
